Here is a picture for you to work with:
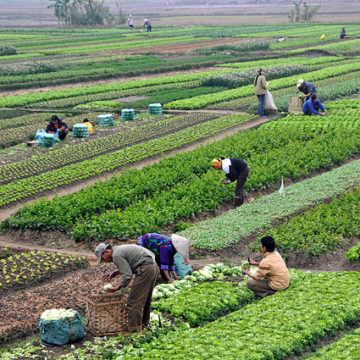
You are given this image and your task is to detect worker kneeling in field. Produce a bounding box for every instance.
[137,233,191,282]
[303,95,329,116]
[46,115,68,140]
[212,157,250,207]
[95,243,157,335]
[242,236,290,298]
[83,118,93,134]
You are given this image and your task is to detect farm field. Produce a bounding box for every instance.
[0,21,360,359]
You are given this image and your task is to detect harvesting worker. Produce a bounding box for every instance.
[46,115,68,140]
[303,94,329,116]
[212,157,250,207]
[143,18,152,32]
[340,27,346,39]
[296,79,317,101]
[242,236,290,298]
[83,118,93,135]
[137,233,191,282]
[95,243,157,335]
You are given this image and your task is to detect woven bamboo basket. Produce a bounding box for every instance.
[86,294,127,336]
[288,96,304,113]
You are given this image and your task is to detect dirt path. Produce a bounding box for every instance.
[0,114,271,222]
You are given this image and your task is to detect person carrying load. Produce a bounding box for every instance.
[46,115,68,140]
[296,79,317,101]
[137,233,191,282]
[212,157,250,207]
[303,94,329,116]
[95,243,157,335]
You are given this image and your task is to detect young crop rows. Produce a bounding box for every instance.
[0,113,255,208]
[0,250,88,293]
[0,113,217,184]
[181,158,360,251]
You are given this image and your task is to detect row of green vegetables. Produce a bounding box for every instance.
[182,157,360,250]
[0,69,233,108]
[254,185,360,257]
[0,250,88,293]
[0,113,255,208]
[290,38,360,55]
[305,327,360,360]
[75,86,226,111]
[208,69,360,111]
[0,54,232,91]
[0,113,217,184]
[30,80,200,110]
[0,112,54,131]
[122,271,360,360]
[69,109,360,242]
[164,62,360,109]
[37,36,212,56]
[215,55,343,70]
[6,104,360,241]
[0,111,331,232]
[1,270,359,360]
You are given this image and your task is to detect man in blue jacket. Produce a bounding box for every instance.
[302,95,329,116]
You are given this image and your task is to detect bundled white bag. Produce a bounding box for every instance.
[264,82,277,111]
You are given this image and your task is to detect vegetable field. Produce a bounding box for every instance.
[0,21,360,360]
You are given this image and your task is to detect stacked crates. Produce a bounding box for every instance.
[149,103,162,115]
[98,114,114,127]
[73,124,89,138]
[121,109,135,121]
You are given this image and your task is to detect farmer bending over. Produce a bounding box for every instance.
[95,243,157,335]
[46,115,68,140]
[242,236,290,298]
[212,157,250,207]
[137,233,191,282]
[303,95,329,116]
[296,79,317,101]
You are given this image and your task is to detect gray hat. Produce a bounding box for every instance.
[94,243,109,264]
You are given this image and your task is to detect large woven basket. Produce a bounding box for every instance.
[86,294,127,336]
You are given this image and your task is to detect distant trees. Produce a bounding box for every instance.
[48,0,115,26]
[288,0,320,23]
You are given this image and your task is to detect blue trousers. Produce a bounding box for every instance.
[257,94,265,116]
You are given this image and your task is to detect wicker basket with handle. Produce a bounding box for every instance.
[86,294,127,336]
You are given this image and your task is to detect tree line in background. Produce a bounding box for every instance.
[288,0,320,23]
[48,0,126,26]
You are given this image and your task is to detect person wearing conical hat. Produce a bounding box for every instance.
[143,18,152,32]
[137,233,190,282]
[212,157,250,207]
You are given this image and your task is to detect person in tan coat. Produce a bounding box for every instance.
[254,68,267,117]
[242,236,290,298]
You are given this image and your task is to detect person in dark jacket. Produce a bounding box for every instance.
[46,115,68,140]
[340,27,346,39]
[143,19,152,32]
[296,79,317,101]
[212,157,250,207]
[303,95,329,116]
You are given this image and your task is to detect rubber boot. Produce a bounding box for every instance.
[234,196,244,207]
